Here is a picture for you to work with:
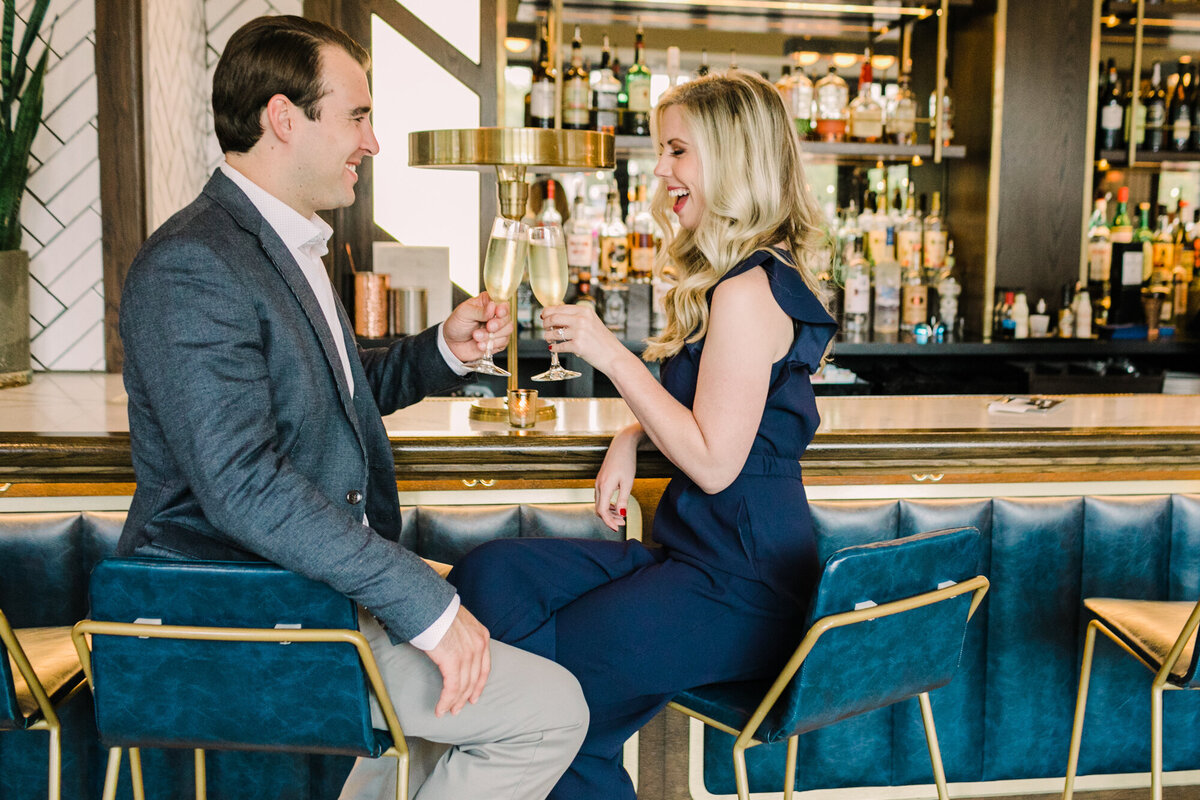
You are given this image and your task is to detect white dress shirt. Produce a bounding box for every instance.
[219,163,461,650]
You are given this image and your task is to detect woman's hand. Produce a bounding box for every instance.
[541,303,629,376]
[595,425,643,532]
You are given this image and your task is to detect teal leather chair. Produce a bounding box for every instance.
[72,558,409,800]
[1063,595,1200,800]
[0,607,87,800]
[671,527,989,800]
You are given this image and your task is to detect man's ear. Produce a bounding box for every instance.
[262,94,296,143]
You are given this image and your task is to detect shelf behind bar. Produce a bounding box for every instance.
[615,134,965,161]
[1098,148,1200,167]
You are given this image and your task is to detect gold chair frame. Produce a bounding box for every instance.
[1062,597,1200,800]
[0,609,87,800]
[669,575,990,800]
[72,621,410,800]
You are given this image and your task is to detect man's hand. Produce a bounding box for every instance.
[443,292,513,364]
[424,605,491,717]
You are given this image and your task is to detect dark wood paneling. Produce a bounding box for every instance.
[995,0,1093,314]
[96,0,146,374]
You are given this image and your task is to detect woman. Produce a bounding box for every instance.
[449,70,837,800]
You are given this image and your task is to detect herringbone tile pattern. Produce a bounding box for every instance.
[22,0,102,371]
[21,0,301,373]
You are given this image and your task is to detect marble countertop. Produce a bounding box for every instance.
[2,373,1197,436]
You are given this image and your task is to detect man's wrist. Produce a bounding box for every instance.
[408,594,460,651]
[436,322,472,376]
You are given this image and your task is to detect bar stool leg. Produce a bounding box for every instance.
[1063,622,1100,800]
[1151,684,1164,800]
[195,748,207,800]
[783,735,798,800]
[101,748,122,800]
[733,740,751,800]
[47,721,61,800]
[129,747,145,800]
[918,692,950,800]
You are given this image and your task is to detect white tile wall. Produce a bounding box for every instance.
[23,0,103,371]
[23,0,305,372]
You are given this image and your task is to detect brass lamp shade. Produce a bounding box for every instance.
[408,127,614,171]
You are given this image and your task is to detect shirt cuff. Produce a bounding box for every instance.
[437,322,472,376]
[407,593,460,651]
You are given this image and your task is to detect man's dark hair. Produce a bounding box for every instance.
[213,15,370,153]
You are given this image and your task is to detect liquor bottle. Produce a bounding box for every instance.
[886,70,918,146]
[1169,59,1192,152]
[847,56,884,143]
[814,66,849,142]
[842,236,871,343]
[622,21,652,136]
[1110,186,1133,243]
[872,229,901,343]
[1011,292,1030,339]
[693,49,710,79]
[529,22,556,129]
[896,186,922,273]
[565,195,594,287]
[900,260,928,341]
[1191,64,1200,152]
[1076,286,1094,338]
[535,181,562,228]
[929,79,955,146]
[1152,213,1175,282]
[599,189,629,284]
[573,270,597,310]
[629,181,655,281]
[775,64,795,112]
[592,35,621,135]
[922,191,948,282]
[1146,61,1167,153]
[864,192,891,265]
[1056,284,1074,338]
[666,45,681,88]
[838,200,861,266]
[562,26,590,131]
[1109,198,1150,324]
[1086,197,1111,324]
[789,54,815,138]
[1098,60,1125,152]
[1134,202,1154,245]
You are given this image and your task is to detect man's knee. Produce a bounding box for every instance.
[527,658,589,750]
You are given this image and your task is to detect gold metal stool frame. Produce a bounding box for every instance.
[409,127,614,423]
[72,622,410,800]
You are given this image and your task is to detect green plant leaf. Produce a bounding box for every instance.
[1,0,15,133]
[0,44,46,251]
[12,0,50,118]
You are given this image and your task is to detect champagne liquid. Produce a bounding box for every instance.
[528,242,569,307]
[483,236,526,299]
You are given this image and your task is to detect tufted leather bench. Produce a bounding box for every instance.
[3,494,1199,799]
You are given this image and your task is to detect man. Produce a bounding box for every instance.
[118,15,587,799]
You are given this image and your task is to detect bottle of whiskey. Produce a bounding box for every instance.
[842,236,871,343]
[599,189,629,285]
[896,185,922,273]
[886,69,918,145]
[922,191,948,282]
[592,35,621,135]
[1169,59,1193,152]
[529,22,556,129]
[1086,197,1111,323]
[629,180,655,281]
[814,66,849,142]
[900,259,928,341]
[847,55,883,143]
[562,26,590,131]
[1098,59,1125,153]
[623,21,652,136]
[1146,62,1167,153]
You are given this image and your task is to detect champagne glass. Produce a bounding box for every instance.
[465,217,528,376]
[528,224,581,381]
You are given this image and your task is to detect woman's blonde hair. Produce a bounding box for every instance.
[642,69,831,362]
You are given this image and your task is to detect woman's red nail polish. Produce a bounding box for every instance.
[619,507,627,517]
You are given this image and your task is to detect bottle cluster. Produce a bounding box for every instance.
[834,185,957,344]
[525,22,954,146]
[1084,186,1200,334]
[1096,56,1200,154]
[515,177,671,337]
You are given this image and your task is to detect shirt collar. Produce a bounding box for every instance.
[219,161,333,257]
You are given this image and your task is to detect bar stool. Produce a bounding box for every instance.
[0,607,87,800]
[1062,596,1200,800]
[670,527,989,800]
[72,558,410,800]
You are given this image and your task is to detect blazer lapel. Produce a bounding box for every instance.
[202,171,365,451]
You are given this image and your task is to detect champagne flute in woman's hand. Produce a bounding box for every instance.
[465,217,528,377]
[528,224,581,381]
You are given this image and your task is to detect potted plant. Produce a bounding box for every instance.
[0,0,49,388]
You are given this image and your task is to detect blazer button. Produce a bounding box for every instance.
[346,490,363,505]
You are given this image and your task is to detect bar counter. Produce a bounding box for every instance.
[1,373,1198,487]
